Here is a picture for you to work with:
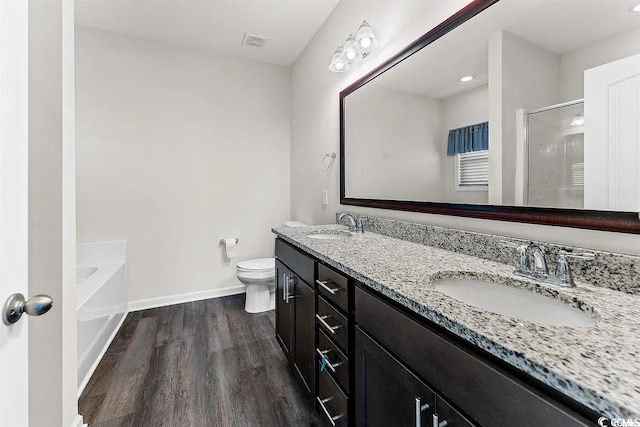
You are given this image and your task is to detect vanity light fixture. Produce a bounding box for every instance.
[328,46,350,72]
[354,20,379,53]
[459,75,475,82]
[629,2,640,12]
[340,34,363,62]
[328,21,379,73]
[570,113,585,126]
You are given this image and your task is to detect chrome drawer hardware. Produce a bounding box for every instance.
[415,397,430,427]
[317,348,343,373]
[316,314,342,334]
[432,414,449,427]
[316,279,341,295]
[317,396,344,426]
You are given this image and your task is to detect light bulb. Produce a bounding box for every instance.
[360,37,371,49]
[346,50,356,61]
[630,3,640,12]
[459,75,475,82]
[335,62,344,71]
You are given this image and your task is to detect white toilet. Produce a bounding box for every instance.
[237,220,307,313]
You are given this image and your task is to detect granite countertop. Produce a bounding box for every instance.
[272,224,640,419]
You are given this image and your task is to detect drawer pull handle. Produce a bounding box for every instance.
[317,348,343,373]
[432,414,448,427]
[316,314,342,334]
[415,397,430,427]
[316,279,341,295]
[317,396,343,426]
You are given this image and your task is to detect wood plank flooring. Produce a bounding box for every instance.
[79,295,322,427]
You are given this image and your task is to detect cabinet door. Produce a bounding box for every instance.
[293,276,315,396]
[275,260,293,361]
[355,326,436,427]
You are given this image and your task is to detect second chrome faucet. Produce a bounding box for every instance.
[501,241,595,287]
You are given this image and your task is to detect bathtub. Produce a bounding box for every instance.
[76,241,128,396]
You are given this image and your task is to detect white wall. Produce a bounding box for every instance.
[440,84,489,204]
[29,0,79,425]
[561,26,640,101]
[75,27,290,302]
[345,84,443,201]
[496,31,560,206]
[291,0,473,224]
[290,2,640,256]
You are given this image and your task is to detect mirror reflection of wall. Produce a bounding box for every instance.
[343,0,640,213]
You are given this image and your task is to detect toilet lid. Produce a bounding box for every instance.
[237,258,275,272]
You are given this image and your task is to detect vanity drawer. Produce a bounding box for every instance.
[317,263,349,312]
[318,368,348,427]
[355,286,591,427]
[275,238,314,286]
[317,329,350,393]
[317,296,349,353]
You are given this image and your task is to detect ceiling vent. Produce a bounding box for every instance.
[241,33,268,48]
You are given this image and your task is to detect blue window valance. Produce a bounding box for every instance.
[447,122,489,156]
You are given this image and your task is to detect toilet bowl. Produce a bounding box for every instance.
[237,258,276,313]
[237,221,307,313]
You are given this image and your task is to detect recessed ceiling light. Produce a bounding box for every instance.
[459,75,475,82]
[630,3,640,12]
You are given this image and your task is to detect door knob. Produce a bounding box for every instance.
[2,293,53,325]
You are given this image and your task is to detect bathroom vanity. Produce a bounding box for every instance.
[273,221,640,426]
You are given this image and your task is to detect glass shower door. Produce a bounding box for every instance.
[526,101,584,209]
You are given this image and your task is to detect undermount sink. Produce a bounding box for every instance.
[307,232,352,240]
[432,277,596,327]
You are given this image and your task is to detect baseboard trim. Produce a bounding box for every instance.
[128,285,246,312]
[69,414,85,427]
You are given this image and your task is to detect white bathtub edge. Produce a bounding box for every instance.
[77,310,128,398]
[69,414,85,427]
[128,285,246,312]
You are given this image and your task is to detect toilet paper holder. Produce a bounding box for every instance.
[220,238,239,245]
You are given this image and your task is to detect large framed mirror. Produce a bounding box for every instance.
[340,0,640,233]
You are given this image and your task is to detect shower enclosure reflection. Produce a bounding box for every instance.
[518,101,584,209]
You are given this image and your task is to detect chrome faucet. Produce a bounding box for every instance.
[338,213,363,233]
[501,240,595,287]
[526,243,549,278]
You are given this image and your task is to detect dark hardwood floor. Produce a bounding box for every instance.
[79,294,322,427]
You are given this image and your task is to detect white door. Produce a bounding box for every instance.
[0,0,30,424]
[584,53,640,212]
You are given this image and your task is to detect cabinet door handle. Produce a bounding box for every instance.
[316,348,343,373]
[283,274,288,301]
[316,314,342,334]
[415,397,430,427]
[316,396,343,426]
[286,276,297,303]
[316,279,341,295]
[432,414,448,427]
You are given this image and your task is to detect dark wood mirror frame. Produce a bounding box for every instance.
[339,0,640,234]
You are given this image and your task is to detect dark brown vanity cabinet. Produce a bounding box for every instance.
[275,239,316,398]
[355,286,593,427]
[316,263,353,426]
[356,326,473,427]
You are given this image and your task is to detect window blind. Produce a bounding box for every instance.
[457,150,489,188]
